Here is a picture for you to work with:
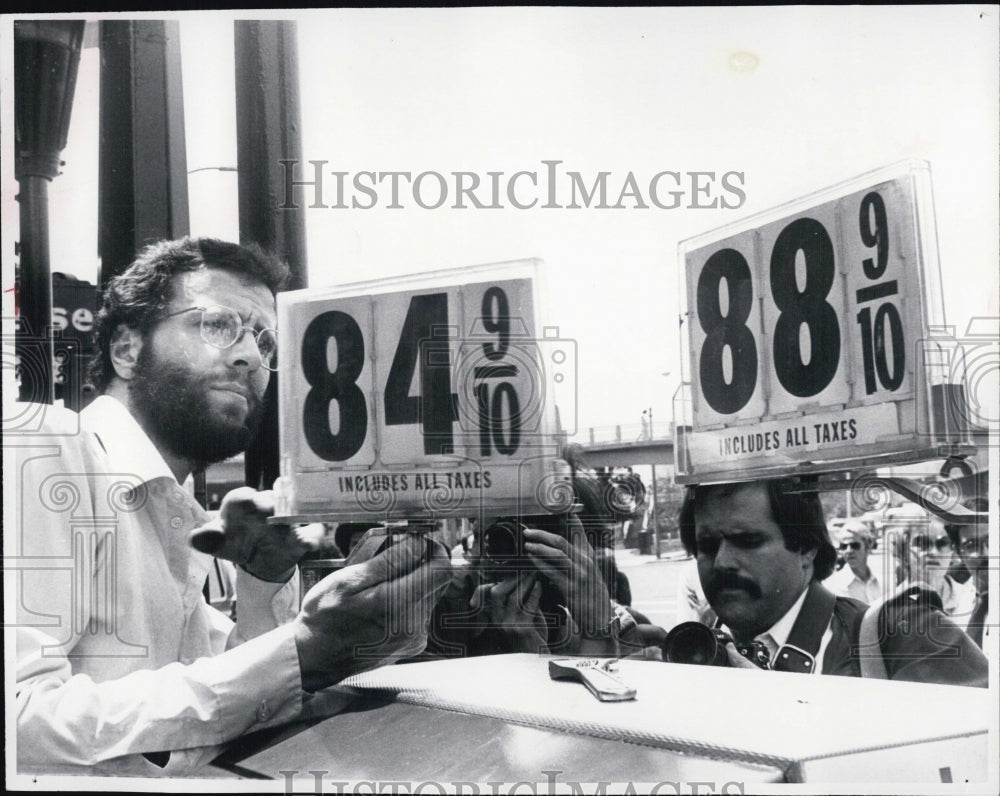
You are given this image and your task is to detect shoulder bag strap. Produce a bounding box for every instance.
[772,581,836,674]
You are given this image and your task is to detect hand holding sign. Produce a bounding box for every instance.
[292,534,452,691]
[190,487,322,582]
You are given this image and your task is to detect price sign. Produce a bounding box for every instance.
[676,161,971,483]
[276,260,575,521]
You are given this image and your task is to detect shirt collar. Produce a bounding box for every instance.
[758,584,810,649]
[847,567,878,586]
[81,395,176,484]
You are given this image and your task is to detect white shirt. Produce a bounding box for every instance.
[824,564,883,604]
[13,397,303,776]
[722,585,833,674]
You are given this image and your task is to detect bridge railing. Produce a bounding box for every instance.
[569,423,673,446]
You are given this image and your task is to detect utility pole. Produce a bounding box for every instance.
[649,407,660,559]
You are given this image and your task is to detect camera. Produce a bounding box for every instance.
[662,621,770,668]
[481,511,572,567]
[482,519,525,566]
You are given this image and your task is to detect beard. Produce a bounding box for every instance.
[129,341,264,468]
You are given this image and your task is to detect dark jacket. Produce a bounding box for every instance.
[822,585,988,687]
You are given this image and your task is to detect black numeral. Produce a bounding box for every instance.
[301,311,368,461]
[696,248,758,414]
[475,368,521,456]
[859,191,889,280]
[770,218,840,397]
[856,190,904,395]
[857,304,905,394]
[384,293,458,454]
[481,286,510,361]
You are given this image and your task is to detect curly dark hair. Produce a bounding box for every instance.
[678,478,837,581]
[944,496,989,548]
[88,237,291,392]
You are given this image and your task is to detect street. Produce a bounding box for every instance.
[614,548,692,631]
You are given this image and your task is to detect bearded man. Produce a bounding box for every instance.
[13,238,450,776]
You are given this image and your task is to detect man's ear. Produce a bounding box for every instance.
[109,324,143,380]
[801,545,818,571]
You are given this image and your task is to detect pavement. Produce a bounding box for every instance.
[616,548,692,566]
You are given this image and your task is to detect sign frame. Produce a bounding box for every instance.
[273,258,575,523]
[674,160,974,485]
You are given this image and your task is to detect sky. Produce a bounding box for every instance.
[2,6,998,438]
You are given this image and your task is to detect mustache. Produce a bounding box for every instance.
[705,571,762,600]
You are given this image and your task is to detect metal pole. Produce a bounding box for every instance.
[98,20,190,284]
[16,177,52,403]
[651,462,660,559]
[14,20,85,404]
[234,20,308,491]
[650,407,661,559]
[234,19,307,283]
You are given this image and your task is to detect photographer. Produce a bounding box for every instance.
[420,471,647,660]
[671,478,986,685]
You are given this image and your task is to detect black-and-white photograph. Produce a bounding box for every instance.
[3,7,997,793]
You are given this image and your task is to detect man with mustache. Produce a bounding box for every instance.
[677,478,986,685]
[14,238,452,775]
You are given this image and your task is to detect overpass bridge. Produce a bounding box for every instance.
[569,422,675,469]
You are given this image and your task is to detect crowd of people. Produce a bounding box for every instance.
[823,498,990,655]
[13,236,991,776]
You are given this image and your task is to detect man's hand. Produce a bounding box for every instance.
[470,573,548,653]
[523,519,617,656]
[190,487,321,582]
[292,534,452,692]
[724,640,764,670]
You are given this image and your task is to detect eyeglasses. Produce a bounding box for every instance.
[159,305,278,371]
[838,541,863,551]
[909,534,953,554]
[957,535,988,556]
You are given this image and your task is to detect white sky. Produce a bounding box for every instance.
[2,6,998,434]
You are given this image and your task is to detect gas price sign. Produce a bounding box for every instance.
[675,161,972,484]
[275,259,576,522]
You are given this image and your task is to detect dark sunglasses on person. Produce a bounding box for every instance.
[909,534,953,553]
[956,535,988,555]
[838,541,863,551]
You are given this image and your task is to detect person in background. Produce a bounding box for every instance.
[824,520,883,604]
[891,507,977,624]
[944,496,990,652]
[675,557,717,626]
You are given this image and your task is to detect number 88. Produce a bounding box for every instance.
[696,217,841,414]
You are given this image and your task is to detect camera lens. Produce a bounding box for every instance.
[662,622,728,667]
[483,520,524,565]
